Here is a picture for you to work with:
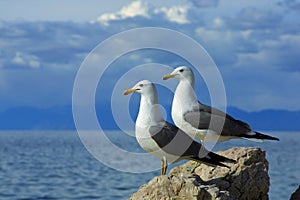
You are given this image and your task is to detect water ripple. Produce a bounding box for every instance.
[0,131,298,200]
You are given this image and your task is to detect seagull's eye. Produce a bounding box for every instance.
[139,84,144,87]
[179,69,184,72]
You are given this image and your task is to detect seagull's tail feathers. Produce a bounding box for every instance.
[191,152,236,168]
[243,131,279,141]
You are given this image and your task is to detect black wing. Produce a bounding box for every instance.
[183,102,252,136]
[149,121,236,165]
[149,121,200,158]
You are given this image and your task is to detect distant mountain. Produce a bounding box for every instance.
[0,105,299,131]
[227,107,300,131]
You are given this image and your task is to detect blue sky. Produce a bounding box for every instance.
[0,0,300,114]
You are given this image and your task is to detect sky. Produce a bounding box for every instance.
[0,0,300,115]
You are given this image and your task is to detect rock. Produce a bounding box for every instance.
[130,147,270,200]
[290,185,300,200]
[129,175,231,200]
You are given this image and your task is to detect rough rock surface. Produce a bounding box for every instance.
[130,147,269,200]
[290,185,300,200]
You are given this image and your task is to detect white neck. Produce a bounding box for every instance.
[136,92,164,128]
[172,78,198,115]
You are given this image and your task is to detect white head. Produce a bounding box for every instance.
[163,66,194,82]
[123,80,163,124]
[163,66,197,107]
[123,80,156,97]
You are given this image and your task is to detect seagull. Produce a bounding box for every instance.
[123,80,236,175]
[163,66,279,142]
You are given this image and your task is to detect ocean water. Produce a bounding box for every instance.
[0,131,299,200]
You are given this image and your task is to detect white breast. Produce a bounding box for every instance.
[135,125,161,154]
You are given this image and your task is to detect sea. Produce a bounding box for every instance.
[0,131,299,200]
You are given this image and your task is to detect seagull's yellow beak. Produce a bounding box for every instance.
[163,73,176,80]
[123,88,137,95]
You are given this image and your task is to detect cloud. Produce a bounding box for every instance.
[154,6,190,24]
[0,21,109,70]
[95,1,150,25]
[189,0,219,8]
[245,34,300,72]
[226,7,283,30]
[11,51,40,69]
[0,20,111,110]
[190,5,300,111]
[0,1,300,113]
[278,0,300,10]
[95,0,192,25]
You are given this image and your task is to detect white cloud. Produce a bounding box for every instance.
[155,6,190,24]
[11,52,40,69]
[212,17,225,28]
[94,1,191,25]
[1,1,300,113]
[95,1,150,25]
[12,52,26,65]
[193,13,300,111]
[195,27,240,65]
[119,1,149,18]
[227,7,283,30]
